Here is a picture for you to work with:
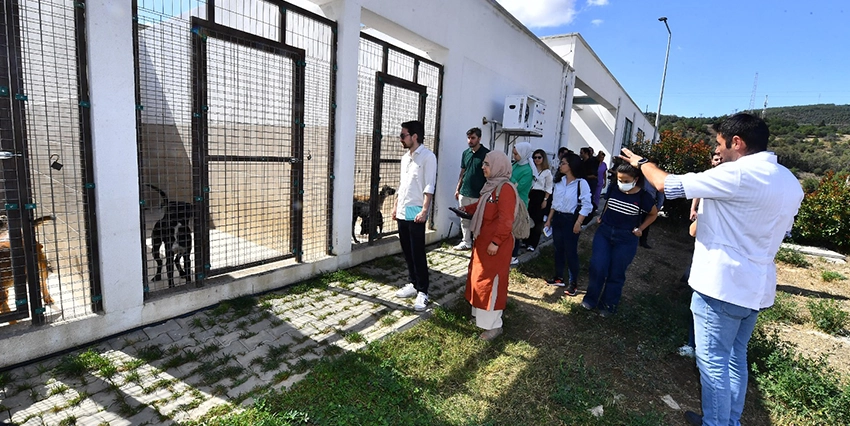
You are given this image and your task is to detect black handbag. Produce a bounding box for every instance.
[573,179,596,226]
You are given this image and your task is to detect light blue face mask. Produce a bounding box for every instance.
[618,181,636,193]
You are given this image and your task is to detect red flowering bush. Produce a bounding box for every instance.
[628,131,714,221]
[792,172,850,253]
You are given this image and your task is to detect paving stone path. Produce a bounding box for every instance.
[0,243,503,425]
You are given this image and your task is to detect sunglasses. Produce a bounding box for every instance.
[533,156,543,159]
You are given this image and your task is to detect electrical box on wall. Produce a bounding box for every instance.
[502,95,546,136]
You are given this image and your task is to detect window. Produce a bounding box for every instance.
[622,118,633,147]
[636,128,646,143]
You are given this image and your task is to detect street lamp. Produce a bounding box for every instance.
[652,16,671,144]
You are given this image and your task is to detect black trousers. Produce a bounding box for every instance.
[524,189,550,248]
[397,219,429,294]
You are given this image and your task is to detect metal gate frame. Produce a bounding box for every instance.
[0,0,102,324]
[366,72,426,243]
[191,16,307,278]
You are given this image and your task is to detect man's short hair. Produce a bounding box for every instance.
[580,147,594,156]
[466,127,482,138]
[402,120,425,143]
[712,113,769,153]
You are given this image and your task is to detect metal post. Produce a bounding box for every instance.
[652,17,671,144]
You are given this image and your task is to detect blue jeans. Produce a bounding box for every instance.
[691,292,758,426]
[551,211,580,282]
[582,224,638,313]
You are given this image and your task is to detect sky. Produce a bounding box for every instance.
[496,0,850,118]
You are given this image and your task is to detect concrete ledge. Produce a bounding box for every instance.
[782,243,847,264]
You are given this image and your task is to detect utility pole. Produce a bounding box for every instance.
[652,17,671,144]
[762,95,768,118]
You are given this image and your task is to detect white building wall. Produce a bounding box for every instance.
[544,33,655,165]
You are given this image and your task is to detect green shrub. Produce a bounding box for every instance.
[792,172,850,253]
[806,299,849,335]
[749,327,850,423]
[822,270,848,282]
[774,247,811,268]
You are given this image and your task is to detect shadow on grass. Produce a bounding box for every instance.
[191,221,780,426]
[775,284,850,301]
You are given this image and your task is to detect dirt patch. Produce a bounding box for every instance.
[504,218,849,424]
[775,255,850,379]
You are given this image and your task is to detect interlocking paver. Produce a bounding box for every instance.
[2,244,476,424]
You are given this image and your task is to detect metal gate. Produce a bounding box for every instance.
[192,17,306,276]
[0,0,101,326]
[135,0,337,294]
[353,34,443,245]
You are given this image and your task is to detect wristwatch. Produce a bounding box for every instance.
[636,158,649,169]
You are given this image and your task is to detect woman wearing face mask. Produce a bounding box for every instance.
[509,142,534,265]
[581,163,658,317]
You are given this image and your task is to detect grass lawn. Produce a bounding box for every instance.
[187,221,850,426]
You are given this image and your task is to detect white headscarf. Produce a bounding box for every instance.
[514,142,533,166]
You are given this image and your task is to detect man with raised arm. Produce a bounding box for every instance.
[620,113,803,426]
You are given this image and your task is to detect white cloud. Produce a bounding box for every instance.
[591,19,604,26]
[497,0,579,28]
[587,0,609,6]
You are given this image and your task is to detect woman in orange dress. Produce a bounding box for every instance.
[461,151,518,341]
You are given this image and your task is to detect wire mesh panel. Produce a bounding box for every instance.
[0,0,101,327]
[284,8,336,260]
[353,34,442,245]
[201,25,303,274]
[352,37,381,245]
[135,0,207,293]
[135,0,333,292]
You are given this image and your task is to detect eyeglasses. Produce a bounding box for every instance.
[400,133,410,139]
[482,161,490,166]
[533,156,543,160]
[559,160,568,165]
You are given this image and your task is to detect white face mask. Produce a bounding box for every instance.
[618,181,636,193]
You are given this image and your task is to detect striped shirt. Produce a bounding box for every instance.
[601,187,655,230]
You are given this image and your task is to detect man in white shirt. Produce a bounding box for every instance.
[620,113,803,426]
[393,120,437,312]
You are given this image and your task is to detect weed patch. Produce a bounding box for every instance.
[822,270,848,282]
[807,299,849,335]
[750,327,850,424]
[758,292,801,324]
[775,247,811,268]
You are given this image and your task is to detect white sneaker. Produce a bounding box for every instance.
[395,283,417,298]
[510,257,519,266]
[677,345,696,358]
[453,242,472,250]
[413,292,429,311]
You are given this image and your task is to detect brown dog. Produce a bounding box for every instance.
[0,215,54,319]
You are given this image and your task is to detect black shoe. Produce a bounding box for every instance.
[547,277,565,287]
[684,410,702,426]
[640,241,652,249]
[565,281,578,296]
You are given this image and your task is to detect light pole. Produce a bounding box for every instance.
[652,16,671,144]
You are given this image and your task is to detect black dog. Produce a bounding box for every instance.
[146,184,193,288]
[352,185,396,244]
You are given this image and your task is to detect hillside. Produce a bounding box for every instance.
[648,104,850,175]
[764,104,850,130]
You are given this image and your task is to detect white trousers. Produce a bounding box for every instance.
[458,195,478,246]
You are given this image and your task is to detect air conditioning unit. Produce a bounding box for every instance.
[502,95,546,135]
